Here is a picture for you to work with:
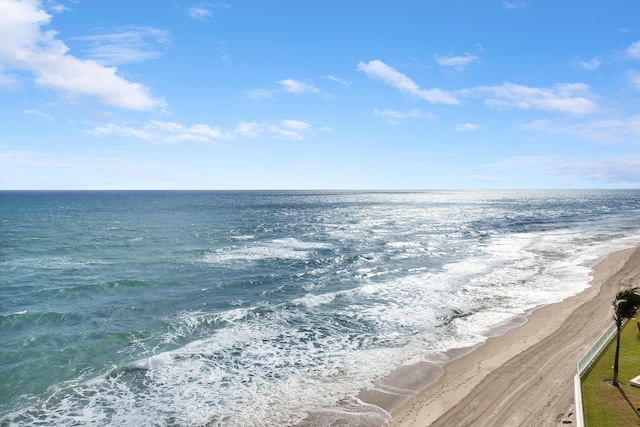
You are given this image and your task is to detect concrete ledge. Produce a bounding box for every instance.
[630,375,640,388]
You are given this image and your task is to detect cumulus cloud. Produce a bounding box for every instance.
[435,53,479,71]
[73,27,171,66]
[0,0,163,110]
[473,82,599,115]
[87,119,316,143]
[277,79,321,94]
[357,59,459,104]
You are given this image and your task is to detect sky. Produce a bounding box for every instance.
[1,0,640,190]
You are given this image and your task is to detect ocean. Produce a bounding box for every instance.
[2,190,640,426]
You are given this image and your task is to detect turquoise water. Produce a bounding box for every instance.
[2,190,640,426]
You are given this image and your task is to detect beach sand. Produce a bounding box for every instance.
[388,245,640,427]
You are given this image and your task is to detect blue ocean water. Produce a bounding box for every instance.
[2,190,640,426]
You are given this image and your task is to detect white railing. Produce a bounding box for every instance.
[577,322,617,375]
[574,374,584,427]
[574,321,618,427]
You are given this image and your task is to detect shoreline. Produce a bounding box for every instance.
[387,244,640,426]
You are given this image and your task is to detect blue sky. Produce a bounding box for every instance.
[1,0,640,189]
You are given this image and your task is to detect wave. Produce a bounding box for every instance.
[201,237,334,265]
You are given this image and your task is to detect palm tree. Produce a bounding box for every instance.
[612,288,640,387]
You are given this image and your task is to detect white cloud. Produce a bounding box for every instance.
[454,123,480,131]
[0,65,19,89]
[503,1,527,10]
[0,150,43,165]
[87,119,315,143]
[435,53,479,70]
[267,120,313,140]
[24,108,52,120]
[189,6,212,20]
[246,88,273,101]
[188,2,230,20]
[488,155,559,170]
[281,119,311,132]
[629,70,640,90]
[474,82,599,115]
[47,3,68,14]
[519,114,640,143]
[233,122,262,137]
[87,123,154,143]
[626,41,640,60]
[492,153,640,184]
[73,27,171,66]
[0,0,163,110]
[277,79,320,94]
[357,59,459,104]
[549,155,640,183]
[576,57,601,70]
[324,74,351,88]
[87,121,223,144]
[373,108,432,125]
[267,127,303,141]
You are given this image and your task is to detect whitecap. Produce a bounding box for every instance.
[295,293,338,310]
[133,352,173,370]
[202,237,334,265]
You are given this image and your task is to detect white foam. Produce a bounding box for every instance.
[133,352,173,370]
[7,310,28,316]
[202,237,334,265]
[229,234,256,240]
[295,293,338,309]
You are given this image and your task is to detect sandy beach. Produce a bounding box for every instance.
[389,245,640,427]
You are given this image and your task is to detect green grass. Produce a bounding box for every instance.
[582,317,640,426]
